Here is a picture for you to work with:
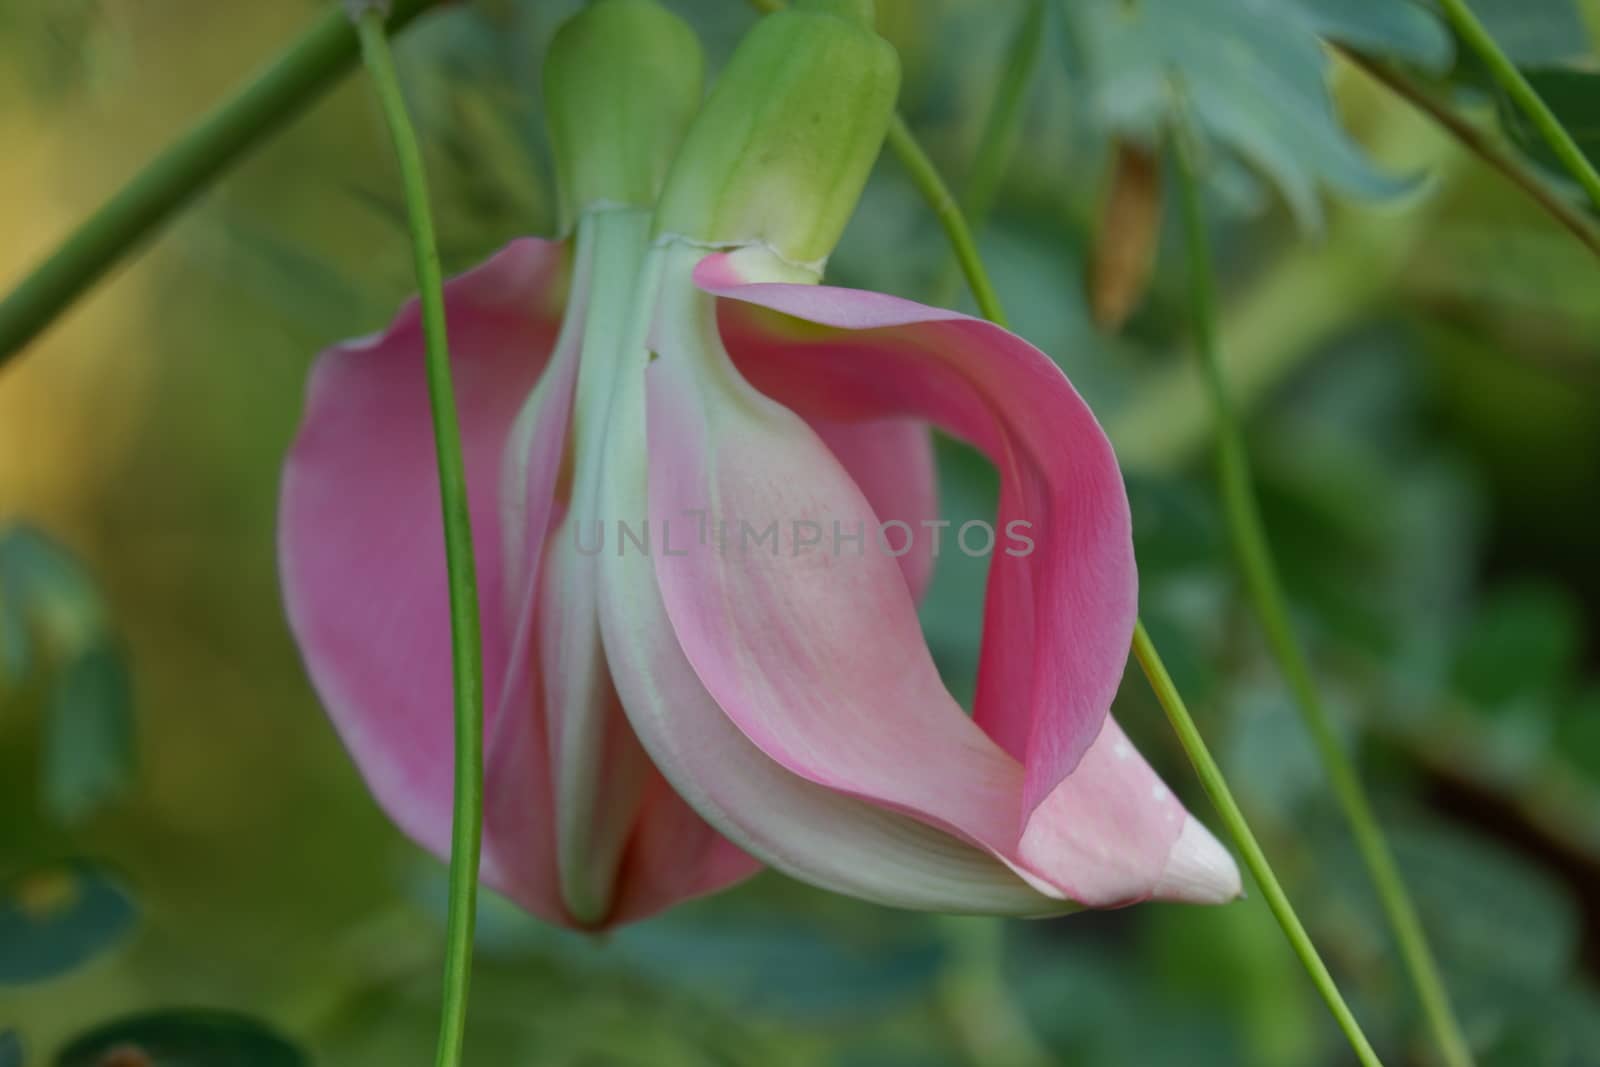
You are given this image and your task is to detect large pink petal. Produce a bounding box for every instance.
[595,326,1063,913]
[803,417,937,602]
[280,238,571,919]
[700,255,1136,819]
[645,260,1028,865]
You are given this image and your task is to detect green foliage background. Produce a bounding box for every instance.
[2,0,1599,1064]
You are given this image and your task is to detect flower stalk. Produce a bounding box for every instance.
[352,10,483,1067]
[1171,119,1473,1067]
[823,6,1383,1054]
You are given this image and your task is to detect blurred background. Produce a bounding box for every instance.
[2,0,1599,1064]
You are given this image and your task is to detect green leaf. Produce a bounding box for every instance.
[0,524,105,663]
[1451,581,1583,716]
[0,1031,22,1067]
[0,860,137,984]
[0,525,134,823]
[41,639,134,825]
[1457,0,1592,66]
[55,1011,308,1067]
[1301,0,1455,67]
[1497,67,1600,174]
[1061,0,1448,227]
[1393,821,1579,986]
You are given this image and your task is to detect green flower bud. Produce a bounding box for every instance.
[653,0,899,268]
[544,0,705,229]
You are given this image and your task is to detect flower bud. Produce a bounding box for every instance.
[653,0,899,268]
[543,0,705,229]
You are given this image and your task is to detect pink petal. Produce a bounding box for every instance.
[801,417,937,602]
[280,239,572,919]
[701,255,1136,819]
[1018,717,1240,906]
[595,347,1063,912]
[643,252,1049,886]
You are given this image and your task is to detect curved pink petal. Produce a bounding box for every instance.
[644,257,1031,862]
[596,338,1064,913]
[281,238,572,919]
[682,251,1235,906]
[700,254,1136,819]
[802,417,937,602]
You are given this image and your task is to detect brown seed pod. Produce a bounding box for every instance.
[1088,139,1163,334]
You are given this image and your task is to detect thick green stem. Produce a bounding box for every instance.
[1435,0,1600,215]
[1130,624,1383,1067]
[0,0,441,366]
[354,11,483,1067]
[1172,128,1474,1067]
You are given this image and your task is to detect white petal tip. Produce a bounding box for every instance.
[1153,817,1244,905]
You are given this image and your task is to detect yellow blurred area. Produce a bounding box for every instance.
[1,0,434,1044]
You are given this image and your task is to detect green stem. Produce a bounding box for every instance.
[1434,0,1600,215]
[886,116,1012,327]
[353,11,483,1067]
[961,0,1046,225]
[1340,47,1600,262]
[877,74,1386,1067]
[1131,623,1382,1067]
[931,0,1046,306]
[0,0,441,366]
[1171,127,1473,1067]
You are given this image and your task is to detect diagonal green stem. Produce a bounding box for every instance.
[0,0,442,367]
[1130,624,1382,1067]
[353,10,483,1067]
[1339,48,1600,262]
[1435,0,1600,215]
[931,0,1046,306]
[1171,124,1473,1067]
[886,118,1010,326]
[873,61,1386,1067]
[961,0,1046,226]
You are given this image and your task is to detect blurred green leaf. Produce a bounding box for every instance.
[920,438,997,708]
[1009,930,1250,1066]
[1393,821,1580,986]
[1452,581,1582,716]
[55,1011,308,1067]
[1456,0,1592,65]
[0,525,134,824]
[1061,0,1447,227]
[0,1031,21,1067]
[41,639,134,825]
[1554,686,1600,782]
[0,525,105,663]
[1497,67,1600,174]
[0,860,137,984]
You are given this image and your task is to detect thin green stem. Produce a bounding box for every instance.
[962,0,1046,226]
[886,116,1012,327]
[354,11,483,1067]
[876,75,1386,1067]
[932,0,1046,306]
[0,0,441,366]
[1435,0,1600,215]
[1170,128,1472,1067]
[1131,624,1382,1067]
[1340,47,1600,262]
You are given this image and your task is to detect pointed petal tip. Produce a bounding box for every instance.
[1153,816,1243,905]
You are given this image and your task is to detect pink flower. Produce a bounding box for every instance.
[585,239,1242,913]
[279,235,760,929]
